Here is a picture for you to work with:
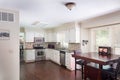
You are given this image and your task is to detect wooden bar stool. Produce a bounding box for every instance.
[74,50,85,80]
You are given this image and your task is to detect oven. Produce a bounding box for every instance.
[35,49,45,61]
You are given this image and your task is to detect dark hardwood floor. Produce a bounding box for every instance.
[20,61,82,80]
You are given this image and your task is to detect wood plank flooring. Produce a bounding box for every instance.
[20,61,82,80]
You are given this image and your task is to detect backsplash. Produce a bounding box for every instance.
[44,42,61,49]
[45,42,80,50]
[68,43,80,50]
[25,42,34,49]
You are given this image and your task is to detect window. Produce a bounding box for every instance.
[96,29,109,46]
[91,27,110,52]
[90,24,120,53]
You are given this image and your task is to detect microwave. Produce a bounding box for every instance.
[34,37,44,43]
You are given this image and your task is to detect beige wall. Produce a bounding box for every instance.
[0,9,19,80]
[80,25,90,53]
[81,10,120,28]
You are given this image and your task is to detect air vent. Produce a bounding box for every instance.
[0,12,14,22]
[2,12,7,21]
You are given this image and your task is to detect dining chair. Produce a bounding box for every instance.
[101,57,120,80]
[74,50,85,79]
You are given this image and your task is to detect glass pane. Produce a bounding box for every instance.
[2,12,7,21]
[95,29,109,51]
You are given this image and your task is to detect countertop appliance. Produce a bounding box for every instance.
[34,37,44,44]
[60,50,66,68]
[34,37,45,61]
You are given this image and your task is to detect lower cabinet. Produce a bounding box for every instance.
[53,50,60,65]
[65,52,75,70]
[45,49,51,60]
[45,49,60,65]
[45,49,75,70]
[24,49,35,62]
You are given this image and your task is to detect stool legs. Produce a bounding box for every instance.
[75,64,84,80]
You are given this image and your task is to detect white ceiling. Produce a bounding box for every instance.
[0,0,120,28]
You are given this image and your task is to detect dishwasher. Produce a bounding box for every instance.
[60,50,66,68]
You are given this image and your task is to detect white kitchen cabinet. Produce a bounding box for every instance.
[45,30,53,42]
[65,52,75,70]
[65,29,69,42]
[52,31,58,42]
[34,32,44,37]
[65,26,80,43]
[45,49,49,60]
[45,49,60,65]
[24,49,35,62]
[45,29,60,42]
[25,32,45,42]
[53,50,60,65]
[25,32,34,42]
[45,49,52,60]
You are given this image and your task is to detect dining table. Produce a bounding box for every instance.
[72,52,120,80]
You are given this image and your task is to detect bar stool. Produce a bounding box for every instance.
[74,50,85,79]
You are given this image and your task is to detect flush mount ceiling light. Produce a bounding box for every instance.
[65,2,76,11]
[32,21,40,25]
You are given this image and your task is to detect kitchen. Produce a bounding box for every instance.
[0,0,120,80]
[20,23,81,71]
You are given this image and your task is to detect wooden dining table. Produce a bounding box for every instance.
[72,52,120,80]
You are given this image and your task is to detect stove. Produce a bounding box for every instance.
[35,49,45,61]
[34,37,45,61]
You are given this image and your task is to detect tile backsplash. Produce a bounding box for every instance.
[44,42,61,49]
[68,43,80,50]
[45,42,80,50]
[25,42,34,49]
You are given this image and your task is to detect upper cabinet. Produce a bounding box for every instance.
[45,29,58,42]
[65,22,80,43]
[25,32,34,42]
[44,22,80,43]
[25,28,45,42]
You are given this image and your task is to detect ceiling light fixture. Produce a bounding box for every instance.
[65,2,76,11]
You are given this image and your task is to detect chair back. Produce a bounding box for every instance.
[115,57,120,76]
[74,50,81,55]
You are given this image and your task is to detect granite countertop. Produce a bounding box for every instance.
[54,48,74,53]
[24,48,74,53]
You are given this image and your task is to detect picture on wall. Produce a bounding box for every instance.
[0,29,10,40]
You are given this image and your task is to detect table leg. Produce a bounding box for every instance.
[99,64,103,69]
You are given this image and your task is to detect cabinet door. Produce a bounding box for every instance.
[25,32,34,42]
[49,49,53,60]
[24,50,35,62]
[54,50,60,64]
[65,52,75,70]
[46,32,53,42]
[65,29,70,42]
[45,49,50,60]
[52,32,57,42]
[45,32,49,42]
[69,28,76,43]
